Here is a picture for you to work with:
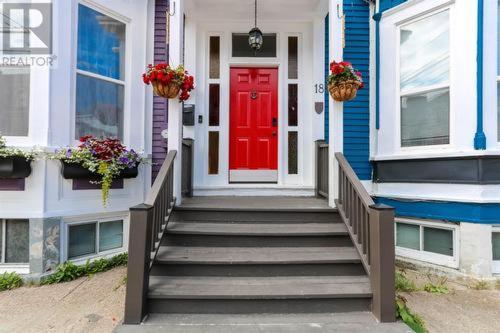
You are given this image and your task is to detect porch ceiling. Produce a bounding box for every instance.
[185,0,327,22]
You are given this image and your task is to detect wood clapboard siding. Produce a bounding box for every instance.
[152,0,169,182]
[342,0,371,180]
[379,0,408,12]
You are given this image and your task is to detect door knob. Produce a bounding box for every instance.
[272,131,277,136]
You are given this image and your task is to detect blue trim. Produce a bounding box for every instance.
[474,0,487,150]
[373,12,381,130]
[376,197,500,224]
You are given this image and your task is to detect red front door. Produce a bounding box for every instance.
[229,68,278,182]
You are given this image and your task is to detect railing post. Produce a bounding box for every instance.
[369,204,396,323]
[124,204,154,324]
[315,140,322,197]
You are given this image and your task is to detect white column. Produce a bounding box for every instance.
[167,0,184,204]
[328,0,344,207]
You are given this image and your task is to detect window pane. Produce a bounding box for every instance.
[288,84,298,126]
[209,84,220,126]
[209,36,220,79]
[400,10,449,91]
[288,37,298,79]
[0,221,2,261]
[288,131,298,175]
[0,67,30,136]
[396,223,420,251]
[75,74,124,139]
[5,219,29,263]
[99,220,123,252]
[423,227,453,256]
[401,89,450,147]
[208,131,219,175]
[498,82,500,141]
[493,232,500,261]
[68,223,96,259]
[77,5,126,80]
[232,33,277,58]
[498,1,500,76]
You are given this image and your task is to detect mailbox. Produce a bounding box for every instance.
[183,104,195,126]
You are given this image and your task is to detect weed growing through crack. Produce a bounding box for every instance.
[471,280,490,290]
[396,271,419,292]
[396,295,427,333]
[423,274,449,295]
[0,272,23,292]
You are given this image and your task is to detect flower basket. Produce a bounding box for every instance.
[328,80,362,102]
[0,156,32,179]
[61,162,138,181]
[143,63,194,101]
[152,80,181,99]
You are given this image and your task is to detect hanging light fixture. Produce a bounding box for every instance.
[248,0,263,54]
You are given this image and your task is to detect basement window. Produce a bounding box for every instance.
[67,220,124,260]
[395,219,458,268]
[493,229,500,274]
[0,219,29,264]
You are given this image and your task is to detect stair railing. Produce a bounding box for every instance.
[315,140,329,198]
[124,150,177,324]
[335,153,396,323]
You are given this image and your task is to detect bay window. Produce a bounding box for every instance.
[0,67,30,137]
[399,10,450,147]
[75,4,126,140]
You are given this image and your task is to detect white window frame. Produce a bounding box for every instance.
[395,218,459,268]
[62,216,127,265]
[396,7,452,150]
[0,219,30,274]
[493,226,500,274]
[72,1,129,144]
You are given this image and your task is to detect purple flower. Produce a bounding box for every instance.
[119,156,130,165]
[66,149,72,158]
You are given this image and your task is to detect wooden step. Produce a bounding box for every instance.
[155,246,361,265]
[148,276,372,299]
[170,210,341,223]
[167,222,348,236]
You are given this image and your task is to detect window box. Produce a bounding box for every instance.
[0,156,32,179]
[61,162,138,181]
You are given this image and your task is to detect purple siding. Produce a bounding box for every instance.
[0,179,25,191]
[152,0,169,182]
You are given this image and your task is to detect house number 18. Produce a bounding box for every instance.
[315,84,325,94]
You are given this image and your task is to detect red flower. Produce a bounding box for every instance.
[339,61,351,67]
[142,74,150,85]
[332,65,344,75]
[79,135,93,143]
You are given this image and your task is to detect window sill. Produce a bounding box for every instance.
[0,264,29,275]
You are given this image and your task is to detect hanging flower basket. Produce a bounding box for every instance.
[143,63,195,101]
[152,81,181,99]
[328,80,362,102]
[327,61,364,102]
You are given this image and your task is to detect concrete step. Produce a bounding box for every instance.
[147,276,372,314]
[116,313,410,333]
[154,246,362,265]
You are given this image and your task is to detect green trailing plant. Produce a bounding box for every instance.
[0,272,23,292]
[396,271,419,292]
[41,253,128,285]
[396,295,427,333]
[0,134,39,160]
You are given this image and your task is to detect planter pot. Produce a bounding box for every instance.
[328,80,361,102]
[61,162,139,181]
[0,156,32,179]
[152,80,181,99]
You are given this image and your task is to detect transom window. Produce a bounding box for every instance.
[0,66,30,137]
[0,219,29,264]
[232,33,277,58]
[75,4,126,140]
[399,10,450,147]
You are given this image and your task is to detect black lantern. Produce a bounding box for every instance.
[248,0,263,53]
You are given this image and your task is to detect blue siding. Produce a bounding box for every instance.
[379,0,407,12]
[343,1,371,180]
[324,14,330,143]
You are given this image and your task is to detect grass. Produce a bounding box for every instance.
[470,280,490,290]
[396,271,419,292]
[0,272,23,292]
[396,295,427,333]
[41,253,128,285]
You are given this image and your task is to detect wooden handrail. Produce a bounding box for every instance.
[335,152,396,323]
[124,150,177,324]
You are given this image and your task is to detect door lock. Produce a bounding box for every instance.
[272,117,278,127]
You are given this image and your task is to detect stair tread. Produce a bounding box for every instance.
[167,222,347,236]
[148,275,372,299]
[155,246,362,264]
